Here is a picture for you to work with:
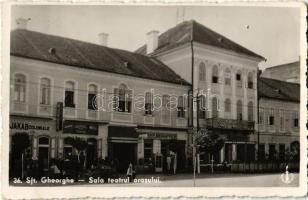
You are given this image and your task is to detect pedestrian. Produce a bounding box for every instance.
[173,153,177,175]
[166,155,172,175]
[126,163,133,182]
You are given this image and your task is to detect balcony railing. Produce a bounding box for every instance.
[205,118,254,131]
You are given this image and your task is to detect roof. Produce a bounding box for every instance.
[266,61,300,69]
[135,20,264,60]
[10,29,189,86]
[258,77,300,102]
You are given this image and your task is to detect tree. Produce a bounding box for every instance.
[72,137,87,161]
[195,131,225,156]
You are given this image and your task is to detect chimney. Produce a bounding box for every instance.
[98,32,109,46]
[16,18,29,30]
[146,30,159,54]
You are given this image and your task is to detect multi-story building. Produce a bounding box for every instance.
[257,77,300,161]
[136,20,265,163]
[9,23,191,174]
[261,61,300,84]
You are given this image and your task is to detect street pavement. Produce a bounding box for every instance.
[11,173,299,187]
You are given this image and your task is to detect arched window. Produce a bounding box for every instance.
[198,95,206,119]
[212,65,219,83]
[145,92,153,115]
[236,70,242,88]
[224,68,231,86]
[40,78,51,105]
[14,73,26,102]
[38,137,49,145]
[236,100,243,120]
[199,62,206,81]
[114,84,132,112]
[224,98,231,113]
[248,101,254,121]
[88,84,97,110]
[65,81,75,107]
[212,97,218,118]
[177,96,185,118]
[247,72,253,89]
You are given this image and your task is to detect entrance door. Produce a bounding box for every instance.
[86,139,97,169]
[111,143,137,173]
[38,137,50,177]
[38,147,49,176]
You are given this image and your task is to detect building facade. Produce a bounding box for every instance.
[256,77,300,162]
[10,27,190,174]
[136,20,265,164]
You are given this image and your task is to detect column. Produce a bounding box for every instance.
[220,145,225,163]
[101,138,108,159]
[98,125,108,159]
[137,138,144,161]
[232,143,237,161]
[32,136,38,159]
[97,139,102,158]
[51,137,56,158]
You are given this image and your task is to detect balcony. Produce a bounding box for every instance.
[205,118,254,131]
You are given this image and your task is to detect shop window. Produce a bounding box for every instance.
[145,92,153,115]
[279,144,285,160]
[199,62,206,81]
[224,68,231,86]
[65,81,75,108]
[212,65,219,83]
[236,100,243,120]
[198,95,206,119]
[269,144,276,160]
[14,73,26,102]
[258,144,265,161]
[177,96,185,118]
[40,78,51,105]
[224,98,231,113]
[88,84,97,110]
[247,101,254,121]
[113,84,132,113]
[247,72,253,89]
[144,140,153,162]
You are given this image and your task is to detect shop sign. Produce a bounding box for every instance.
[10,122,50,131]
[145,132,177,140]
[63,121,98,135]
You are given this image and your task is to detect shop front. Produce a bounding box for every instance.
[136,127,187,173]
[9,115,56,177]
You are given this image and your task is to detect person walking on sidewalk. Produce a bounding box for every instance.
[127,163,134,182]
[166,155,172,175]
[173,153,177,175]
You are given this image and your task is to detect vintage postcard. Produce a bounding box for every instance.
[1,1,307,199]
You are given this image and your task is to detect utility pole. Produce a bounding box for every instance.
[193,89,201,186]
[257,70,261,171]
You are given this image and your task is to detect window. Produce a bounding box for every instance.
[40,78,51,105]
[145,92,153,115]
[199,62,206,81]
[269,116,275,125]
[294,118,299,127]
[198,95,206,119]
[236,71,242,88]
[162,95,170,122]
[88,84,97,110]
[247,72,253,89]
[65,81,75,108]
[212,65,219,83]
[212,97,218,118]
[236,100,243,120]
[14,74,26,102]
[247,101,254,121]
[144,140,153,162]
[293,111,299,127]
[224,98,231,113]
[224,68,231,86]
[259,110,264,124]
[114,84,132,113]
[177,96,185,118]
[268,109,275,125]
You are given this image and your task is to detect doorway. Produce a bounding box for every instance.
[111,142,137,173]
[86,138,97,169]
[38,137,50,177]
